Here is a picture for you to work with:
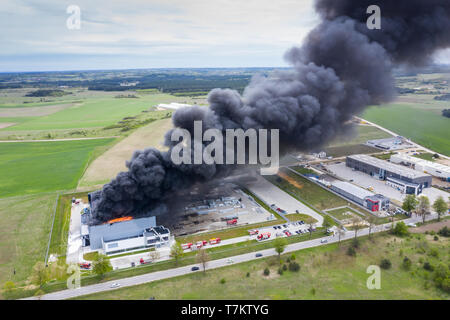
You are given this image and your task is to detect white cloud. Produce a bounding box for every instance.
[0,0,319,70]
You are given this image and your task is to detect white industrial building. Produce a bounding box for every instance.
[82,216,173,256]
[390,154,450,182]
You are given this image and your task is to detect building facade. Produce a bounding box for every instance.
[346,154,432,195]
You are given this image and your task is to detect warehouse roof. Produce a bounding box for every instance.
[89,216,156,247]
[390,154,450,175]
[347,154,431,179]
[330,180,374,200]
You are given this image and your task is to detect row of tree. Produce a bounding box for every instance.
[402,194,448,223]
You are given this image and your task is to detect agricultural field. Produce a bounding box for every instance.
[362,100,450,157]
[77,232,450,300]
[0,139,114,197]
[78,118,173,187]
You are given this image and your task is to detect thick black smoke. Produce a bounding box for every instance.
[89,0,450,223]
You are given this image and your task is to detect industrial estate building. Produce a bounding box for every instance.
[346,154,432,195]
[329,180,390,211]
[82,216,172,255]
[390,154,450,182]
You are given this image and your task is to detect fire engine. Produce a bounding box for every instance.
[257,232,271,241]
[139,258,152,265]
[195,240,208,248]
[209,238,221,245]
[181,243,193,250]
[79,262,91,269]
[227,218,238,225]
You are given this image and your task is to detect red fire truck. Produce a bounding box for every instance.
[209,238,221,245]
[79,262,91,270]
[227,218,238,225]
[181,243,193,250]
[257,232,271,241]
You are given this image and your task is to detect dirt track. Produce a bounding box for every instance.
[410,219,450,233]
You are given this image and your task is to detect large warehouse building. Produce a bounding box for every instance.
[329,180,390,211]
[81,214,172,255]
[346,154,432,195]
[390,154,450,182]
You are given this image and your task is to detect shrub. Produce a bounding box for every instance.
[402,257,412,270]
[438,226,450,237]
[246,272,250,278]
[288,262,300,272]
[347,246,356,257]
[290,254,296,261]
[277,267,284,275]
[380,259,392,270]
[282,264,288,271]
[423,262,434,271]
[351,238,360,248]
[433,236,439,241]
[393,221,409,237]
[310,288,316,296]
[220,278,226,284]
[428,248,439,258]
[263,268,270,276]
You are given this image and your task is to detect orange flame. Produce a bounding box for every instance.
[107,216,133,224]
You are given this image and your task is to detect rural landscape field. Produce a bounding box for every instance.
[0,67,449,300]
[1,0,450,306]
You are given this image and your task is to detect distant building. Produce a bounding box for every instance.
[390,153,450,182]
[346,154,432,195]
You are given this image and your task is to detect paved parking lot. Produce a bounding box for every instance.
[246,174,324,226]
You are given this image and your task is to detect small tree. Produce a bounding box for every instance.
[273,237,288,261]
[170,241,184,265]
[433,196,448,221]
[402,256,412,270]
[367,215,376,238]
[308,222,314,239]
[30,261,49,289]
[92,254,112,279]
[393,221,409,237]
[149,250,160,262]
[196,248,210,274]
[323,216,333,232]
[417,196,431,223]
[351,217,363,239]
[380,259,392,270]
[402,194,418,216]
[337,224,346,246]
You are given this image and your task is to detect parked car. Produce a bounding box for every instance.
[191,266,200,271]
[110,282,121,288]
[255,253,263,257]
[320,239,328,244]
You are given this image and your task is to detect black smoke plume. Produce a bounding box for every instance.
[89,0,450,224]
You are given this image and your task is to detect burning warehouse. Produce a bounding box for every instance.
[82,194,173,255]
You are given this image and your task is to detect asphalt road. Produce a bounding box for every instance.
[24,213,442,300]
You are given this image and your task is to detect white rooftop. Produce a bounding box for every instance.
[348,154,431,179]
[391,154,450,175]
[331,180,374,200]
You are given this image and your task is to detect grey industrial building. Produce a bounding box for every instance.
[329,180,390,211]
[346,154,432,195]
[82,216,172,255]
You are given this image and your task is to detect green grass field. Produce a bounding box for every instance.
[76,233,450,300]
[362,103,450,156]
[0,139,114,197]
[0,193,56,291]
[266,169,348,210]
[2,95,178,131]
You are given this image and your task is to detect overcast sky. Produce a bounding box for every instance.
[1,0,449,72]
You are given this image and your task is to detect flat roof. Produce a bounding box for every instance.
[391,154,450,174]
[331,180,374,200]
[347,154,431,179]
